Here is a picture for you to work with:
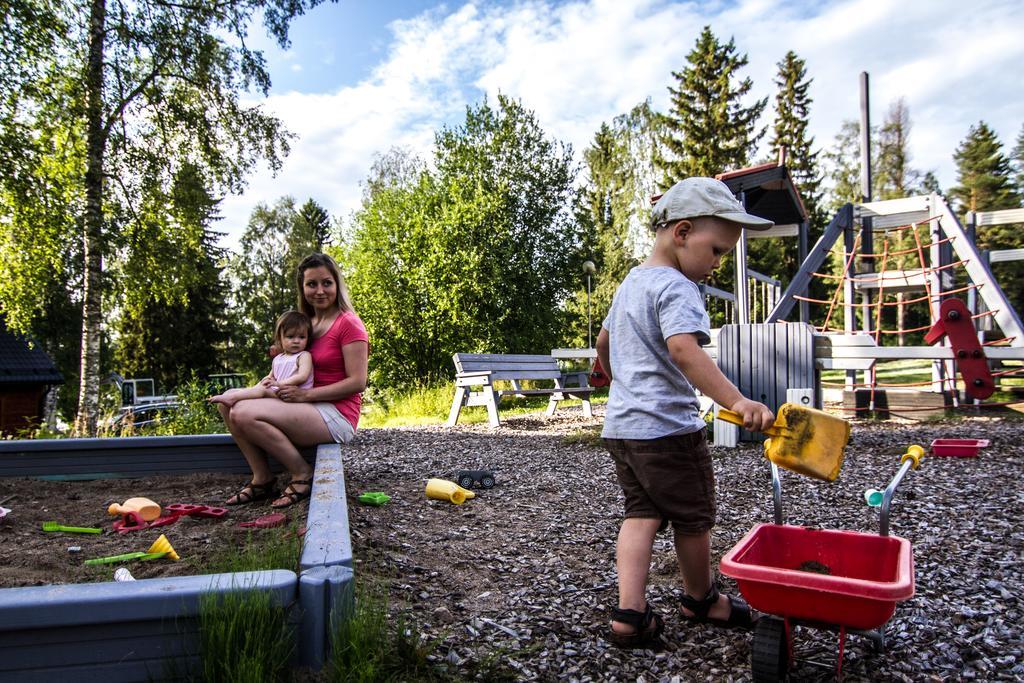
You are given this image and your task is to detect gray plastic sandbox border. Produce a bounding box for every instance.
[0,435,354,681]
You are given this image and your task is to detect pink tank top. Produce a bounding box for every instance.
[308,311,368,429]
[271,351,313,389]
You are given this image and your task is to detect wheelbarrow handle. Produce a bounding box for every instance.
[716,409,782,437]
[880,444,925,536]
[901,444,925,469]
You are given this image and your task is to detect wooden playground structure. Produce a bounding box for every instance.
[704,163,1024,445]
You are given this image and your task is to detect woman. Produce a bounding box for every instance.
[219,253,369,509]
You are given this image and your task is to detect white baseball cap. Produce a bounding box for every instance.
[651,177,774,230]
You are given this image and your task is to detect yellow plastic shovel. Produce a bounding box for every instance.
[717,403,852,482]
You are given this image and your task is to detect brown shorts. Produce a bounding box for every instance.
[603,428,715,535]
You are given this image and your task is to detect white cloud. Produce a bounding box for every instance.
[217,0,1024,251]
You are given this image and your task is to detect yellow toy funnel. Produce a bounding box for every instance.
[108,497,162,522]
[425,478,476,505]
[718,403,851,482]
[147,534,180,561]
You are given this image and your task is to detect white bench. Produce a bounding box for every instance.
[447,353,596,427]
[550,348,597,388]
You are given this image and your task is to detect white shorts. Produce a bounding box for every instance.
[313,403,356,444]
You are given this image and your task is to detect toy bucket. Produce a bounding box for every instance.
[425,479,475,505]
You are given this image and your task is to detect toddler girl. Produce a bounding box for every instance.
[209,310,314,407]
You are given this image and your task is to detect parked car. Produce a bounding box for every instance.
[108,402,182,429]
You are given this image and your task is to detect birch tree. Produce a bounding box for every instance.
[0,0,325,432]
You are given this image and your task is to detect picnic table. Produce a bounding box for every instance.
[447,353,596,427]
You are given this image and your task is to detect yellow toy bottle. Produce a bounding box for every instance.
[425,479,476,505]
[108,497,162,522]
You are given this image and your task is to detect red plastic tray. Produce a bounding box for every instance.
[721,523,914,630]
[929,438,989,457]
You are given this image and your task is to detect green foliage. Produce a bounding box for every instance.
[359,383,457,428]
[572,101,662,346]
[950,121,1023,319]
[345,96,583,389]
[228,197,321,377]
[198,588,295,683]
[194,523,302,575]
[150,377,227,436]
[0,48,86,423]
[874,99,913,201]
[1,0,323,433]
[114,164,231,390]
[824,119,863,213]
[327,580,445,683]
[561,426,602,448]
[770,51,824,229]
[950,121,1021,213]
[656,26,766,183]
[299,198,332,250]
[919,171,943,196]
[742,51,823,320]
[1013,124,1024,196]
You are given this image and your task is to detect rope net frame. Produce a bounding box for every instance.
[799,216,1023,415]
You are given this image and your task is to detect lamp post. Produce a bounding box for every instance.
[583,260,596,348]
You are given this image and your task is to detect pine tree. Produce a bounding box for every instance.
[873,99,924,345]
[769,51,822,227]
[575,122,638,346]
[114,164,229,391]
[918,171,942,197]
[874,98,912,200]
[298,198,331,250]
[950,121,1020,213]
[748,50,822,317]
[656,26,766,184]
[950,121,1023,320]
[228,197,319,376]
[824,120,862,213]
[1011,123,1024,198]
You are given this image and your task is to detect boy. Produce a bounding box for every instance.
[597,177,777,648]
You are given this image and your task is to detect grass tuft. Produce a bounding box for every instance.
[562,425,602,447]
[191,525,303,576]
[198,587,294,683]
[327,580,444,682]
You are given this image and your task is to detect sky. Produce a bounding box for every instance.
[216,0,1024,251]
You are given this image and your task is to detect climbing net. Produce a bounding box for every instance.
[789,217,1023,414]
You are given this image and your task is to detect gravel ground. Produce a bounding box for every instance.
[343,408,1024,682]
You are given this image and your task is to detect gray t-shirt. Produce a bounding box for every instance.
[601,266,710,439]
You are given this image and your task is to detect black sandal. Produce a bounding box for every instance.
[607,604,665,648]
[271,478,312,509]
[680,584,756,630]
[226,480,277,506]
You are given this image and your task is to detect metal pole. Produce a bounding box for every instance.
[587,273,592,349]
[735,190,750,325]
[583,260,596,349]
[859,71,874,337]
[798,219,809,323]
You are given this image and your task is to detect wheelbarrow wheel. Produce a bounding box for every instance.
[752,616,789,682]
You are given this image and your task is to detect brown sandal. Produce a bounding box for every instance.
[226,480,277,506]
[271,478,312,509]
[607,604,665,648]
[680,584,756,629]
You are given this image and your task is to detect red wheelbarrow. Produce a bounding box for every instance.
[721,446,924,681]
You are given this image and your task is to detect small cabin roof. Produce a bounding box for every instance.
[716,163,808,225]
[0,320,64,385]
